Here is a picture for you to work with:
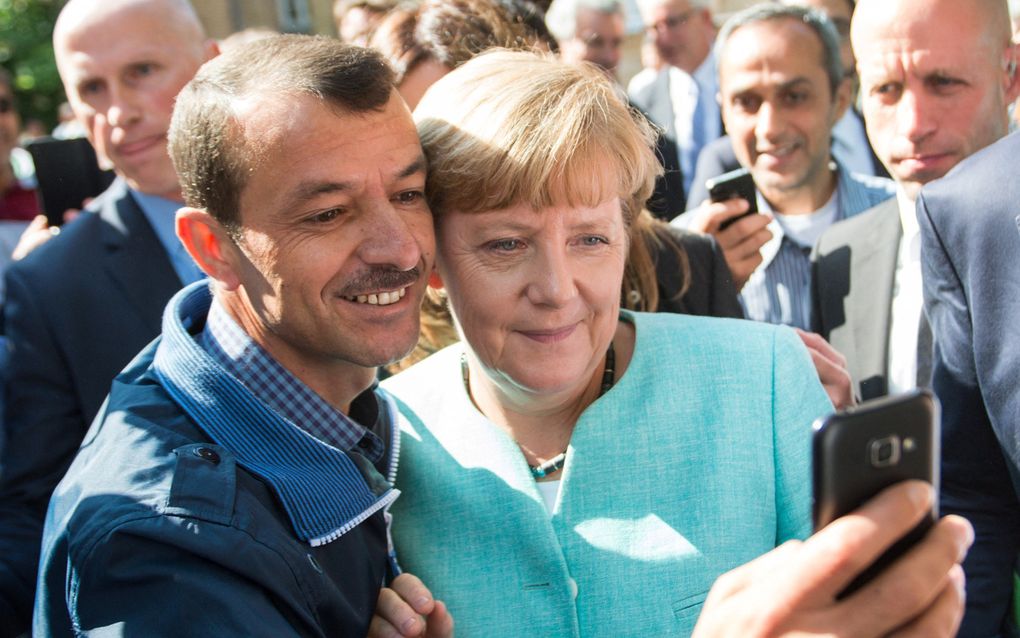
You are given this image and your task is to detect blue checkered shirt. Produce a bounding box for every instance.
[198,298,385,463]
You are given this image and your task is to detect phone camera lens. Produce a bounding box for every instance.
[869,436,901,468]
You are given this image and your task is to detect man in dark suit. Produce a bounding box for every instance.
[919,132,1020,638]
[0,0,217,633]
[811,0,1018,400]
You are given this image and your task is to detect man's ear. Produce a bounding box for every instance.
[1004,42,1020,104]
[176,207,243,290]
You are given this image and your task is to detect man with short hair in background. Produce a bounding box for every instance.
[812,0,1017,400]
[674,4,893,331]
[545,0,625,76]
[686,0,885,207]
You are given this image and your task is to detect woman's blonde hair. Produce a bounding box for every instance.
[394,50,683,370]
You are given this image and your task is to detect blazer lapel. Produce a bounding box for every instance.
[848,199,901,396]
[99,181,184,333]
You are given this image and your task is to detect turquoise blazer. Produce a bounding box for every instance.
[384,312,832,636]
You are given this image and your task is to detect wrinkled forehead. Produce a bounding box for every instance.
[854,29,1001,81]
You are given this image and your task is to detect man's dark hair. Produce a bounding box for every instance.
[168,35,394,230]
[717,4,845,97]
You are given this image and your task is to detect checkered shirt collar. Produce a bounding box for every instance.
[198,298,384,462]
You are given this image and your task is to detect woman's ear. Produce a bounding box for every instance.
[428,268,445,290]
[176,208,243,290]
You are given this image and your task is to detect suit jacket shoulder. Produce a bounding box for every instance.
[0,179,182,632]
[650,224,742,319]
[628,68,675,139]
[811,198,900,399]
[918,131,1020,637]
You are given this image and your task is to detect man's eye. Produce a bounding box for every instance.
[128,63,157,80]
[874,82,901,97]
[310,208,342,223]
[733,96,760,113]
[928,75,963,92]
[396,190,424,204]
[784,91,808,105]
[80,80,103,96]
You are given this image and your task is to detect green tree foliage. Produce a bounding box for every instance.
[1,0,65,130]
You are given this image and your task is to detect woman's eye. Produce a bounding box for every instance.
[580,235,608,247]
[487,238,524,251]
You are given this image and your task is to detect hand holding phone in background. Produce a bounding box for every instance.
[26,136,113,227]
[688,168,773,291]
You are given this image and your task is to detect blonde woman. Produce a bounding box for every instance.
[381,50,830,635]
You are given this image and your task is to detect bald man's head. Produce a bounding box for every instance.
[852,0,1018,199]
[54,0,216,200]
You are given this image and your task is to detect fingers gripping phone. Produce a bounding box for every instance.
[706,167,758,231]
[812,389,940,598]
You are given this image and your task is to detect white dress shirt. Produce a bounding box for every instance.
[886,187,923,394]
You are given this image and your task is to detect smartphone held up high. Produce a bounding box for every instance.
[812,389,940,597]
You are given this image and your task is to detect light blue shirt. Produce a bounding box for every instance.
[132,190,206,285]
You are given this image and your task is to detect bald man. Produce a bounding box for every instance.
[0,1,216,633]
[812,0,1016,397]
[812,3,1018,632]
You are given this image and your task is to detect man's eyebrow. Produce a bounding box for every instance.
[398,154,428,179]
[291,180,354,203]
[289,154,428,204]
[778,77,812,91]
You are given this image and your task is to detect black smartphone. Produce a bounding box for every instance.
[26,136,115,226]
[706,167,758,231]
[812,389,940,598]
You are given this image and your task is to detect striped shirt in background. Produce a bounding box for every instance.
[739,165,894,329]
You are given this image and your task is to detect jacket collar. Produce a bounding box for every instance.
[152,281,399,546]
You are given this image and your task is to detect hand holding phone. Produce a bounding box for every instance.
[706,168,758,231]
[812,389,940,597]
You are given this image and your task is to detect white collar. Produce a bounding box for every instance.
[896,185,919,242]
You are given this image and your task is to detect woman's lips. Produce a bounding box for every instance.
[518,324,578,344]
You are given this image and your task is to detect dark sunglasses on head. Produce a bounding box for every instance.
[0,97,12,114]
